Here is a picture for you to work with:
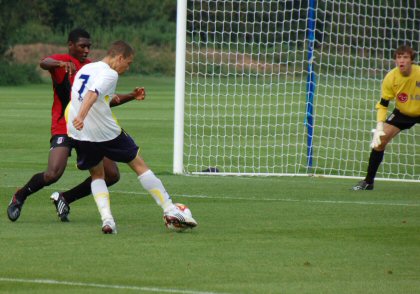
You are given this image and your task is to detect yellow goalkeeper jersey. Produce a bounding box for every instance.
[379,64,420,117]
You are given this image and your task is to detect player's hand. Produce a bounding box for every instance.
[133,87,146,101]
[60,61,76,76]
[370,122,385,148]
[73,117,84,131]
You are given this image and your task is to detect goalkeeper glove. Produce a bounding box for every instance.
[370,122,385,148]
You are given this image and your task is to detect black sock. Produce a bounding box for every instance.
[62,173,120,204]
[62,177,92,204]
[365,149,384,184]
[15,172,47,202]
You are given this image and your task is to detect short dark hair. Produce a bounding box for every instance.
[68,28,90,43]
[394,45,416,61]
[107,40,135,58]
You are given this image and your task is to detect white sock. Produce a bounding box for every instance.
[138,170,174,211]
[91,179,113,222]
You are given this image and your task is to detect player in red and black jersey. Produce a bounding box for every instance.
[7,28,141,222]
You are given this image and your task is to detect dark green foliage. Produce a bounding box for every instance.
[0,61,43,85]
[0,0,177,52]
[85,23,176,75]
[63,0,176,31]
[9,21,57,45]
[0,0,58,52]
[0,0,178,80]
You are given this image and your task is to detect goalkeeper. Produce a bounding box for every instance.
[353,45,420,190]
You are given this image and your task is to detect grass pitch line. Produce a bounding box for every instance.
[0,277,229,294]
[3,185,419,207]
[193,195,420,207]
[111,189,420,207]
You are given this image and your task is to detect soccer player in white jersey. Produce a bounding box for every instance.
[66,40,197,233]
[353,45,420,190]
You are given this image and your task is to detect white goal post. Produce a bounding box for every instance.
[174,0,420,182]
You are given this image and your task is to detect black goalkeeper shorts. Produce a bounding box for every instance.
[386,109,420,130]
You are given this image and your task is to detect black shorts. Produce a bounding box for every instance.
[386,109,420,130]
[50,135,74,155]
[73,130,139,170]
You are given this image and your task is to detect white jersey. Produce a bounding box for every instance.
[66,61,121,142]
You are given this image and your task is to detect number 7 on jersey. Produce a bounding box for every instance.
[77,74,90,101]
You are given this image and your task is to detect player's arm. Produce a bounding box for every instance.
[370,71,394,148]
[110,87,146,107]
[40,57,76,75]
[370,98,389,148]
[375,98,389,122]
[73,90,98,131]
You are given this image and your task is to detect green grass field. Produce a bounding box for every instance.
[0,76,419,294]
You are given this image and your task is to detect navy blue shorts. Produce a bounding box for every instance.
[73,130,139,170]
[386,109,420,130]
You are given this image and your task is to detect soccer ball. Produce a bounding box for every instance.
[163,203,193,232]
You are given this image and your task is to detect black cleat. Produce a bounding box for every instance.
[50,192,70,222]
[352,180,374,191]
[7,194,24,222]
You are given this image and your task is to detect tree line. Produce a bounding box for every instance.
[0,0,176,54]
[0,0,418,83]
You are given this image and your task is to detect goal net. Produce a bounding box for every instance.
[174,0,420,181]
